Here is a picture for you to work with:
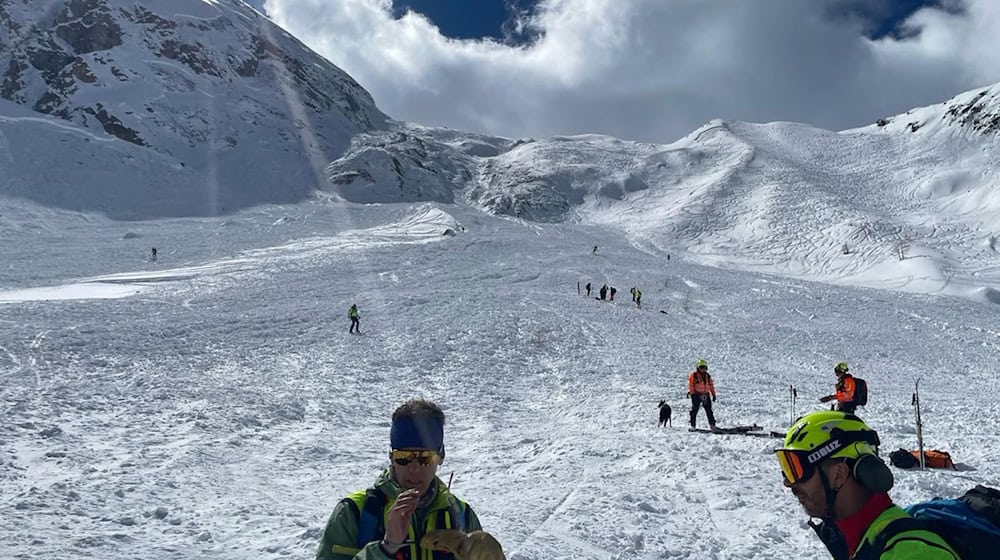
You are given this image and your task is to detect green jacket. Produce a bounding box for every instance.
[316,469,482,560]
[853,504,961,559]
[348,306,359,319]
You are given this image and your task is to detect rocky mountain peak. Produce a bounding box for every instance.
[0,0,384,147]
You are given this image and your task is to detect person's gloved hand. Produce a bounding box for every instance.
[819,395,834,403]
[712,395,717,402]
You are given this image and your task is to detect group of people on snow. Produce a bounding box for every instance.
[315,384,959,560]
[321,244,951,560]
[583,281,641,308]
[682,359,861,428]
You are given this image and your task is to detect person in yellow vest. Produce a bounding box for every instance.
[775,411,960,559]
[316,400,489,560]
[687,359,717,429]
[348,304,360,334]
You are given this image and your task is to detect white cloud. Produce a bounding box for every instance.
[264,0,1000,143]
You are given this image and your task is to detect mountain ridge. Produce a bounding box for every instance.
[2,1,1000,301]
[0,0,385,218]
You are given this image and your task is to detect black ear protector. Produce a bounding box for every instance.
[822,426,893,493]
[854,454,894,493]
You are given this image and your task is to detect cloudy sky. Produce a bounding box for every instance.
[258,0,1000,143]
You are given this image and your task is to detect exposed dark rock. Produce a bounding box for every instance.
[121,5,176,31]
[1,57,26,100]
[34,90,66,114]
[71,58,97,82]
[26,39,75,81]
[329,170,373,185]
[944,91,1000,135]
[156,39,220,77]
[55,0,124,54]
[231,53,257,77]
[0,0,18,36]
[82,103,146,145]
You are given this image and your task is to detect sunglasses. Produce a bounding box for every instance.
[390,449,442,467]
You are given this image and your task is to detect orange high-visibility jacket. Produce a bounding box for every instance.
[688,371,716,397]
[835,375,856,404]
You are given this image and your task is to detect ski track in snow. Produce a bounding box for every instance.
[1,201,999,560]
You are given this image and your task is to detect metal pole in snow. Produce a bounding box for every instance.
[914,378,926,470]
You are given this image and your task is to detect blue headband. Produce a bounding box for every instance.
[390,416,445,459]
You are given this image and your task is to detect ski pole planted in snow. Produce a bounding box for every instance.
[789,385,797,425]
[913,378,926,470]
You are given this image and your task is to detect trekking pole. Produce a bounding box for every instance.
[789,385,797,425]
[913,378,925,470]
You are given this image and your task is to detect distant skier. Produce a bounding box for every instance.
[592,245,598,254]
[599,284,608,300]
[609,287,616,301]
[348,303,360,334]
[635,289,642,309]
[150,247,157,262]
[630,287,637,302]
[586,282,592,297]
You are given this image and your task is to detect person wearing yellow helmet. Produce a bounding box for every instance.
[820,362,858,413]
[775,411,960,559]
[687,359,717,429]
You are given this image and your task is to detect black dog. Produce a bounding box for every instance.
[657,400,672,427]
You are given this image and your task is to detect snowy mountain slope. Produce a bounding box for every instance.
[861,82,1000,138]
[1,0,998,300]
[0,0,385,218]
[0,98,204,218]
[2,201,999,560]
[327,83,1000,302]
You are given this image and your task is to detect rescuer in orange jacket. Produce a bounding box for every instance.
[819,362,857,414]
[688,359,717,429]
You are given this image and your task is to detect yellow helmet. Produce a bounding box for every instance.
[834,362,849,373]
[780,411,877,460]
[696,359,708,368]
[775,411,891,491]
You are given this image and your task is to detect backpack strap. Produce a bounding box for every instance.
[808,519,850,560]
[451,498,470,532]
[857,517,958,560]
[332,489,387,555]
[357,488,387,548]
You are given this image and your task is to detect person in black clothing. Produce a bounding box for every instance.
[599,284,608,300]
[610,287,616,301]
[151,247,157,262]
[586,282,592,297]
